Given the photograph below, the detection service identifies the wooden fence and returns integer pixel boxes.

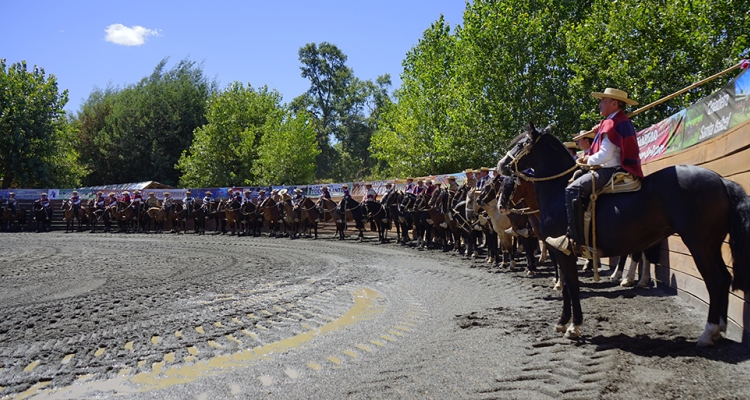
[642,116,750,343]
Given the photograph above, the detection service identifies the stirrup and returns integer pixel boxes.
[545,235,572,256]
[439,222,448,228]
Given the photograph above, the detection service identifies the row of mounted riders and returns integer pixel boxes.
[1,182,549,274]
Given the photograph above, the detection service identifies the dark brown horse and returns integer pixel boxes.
[62,202,86,232]
[498,123,750,346]
[2,203,26,231]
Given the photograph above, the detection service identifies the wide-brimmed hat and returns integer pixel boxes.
[294,188,302,193]
[480,167,489,172]
[244,189,251,194]
[148,191,154,195]
[406,177,413,181]
[259,189,266,193]
[342,184,349,189]
[9,192,15,196]
[464,169,473,174]
[279,189,288,196]
[434,182,442,186]
[385,182,392,187]
[96,191,103,195]
[164,192,170,196]
[365,182,372,187]
[186,190,192,194]
[447,176,457,181]
[134,190,140,194]
[564,141,578,149]
[108,192,116,196]
[473,169,481,174]
[205,192,212,196]
[572,129,596,141]
[41,192,48,196]
[591,88,638,105]
[122,191,130,195]
[321,186,328,190]
[426,180,433,185]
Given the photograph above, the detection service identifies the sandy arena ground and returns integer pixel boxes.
[1,230,750,399]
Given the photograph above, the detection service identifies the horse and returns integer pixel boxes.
[32,201,51,232]
[364,200,389,243]
[380,190,402,242]
[220,198,242,236]
[338,197,366,241]
[240,201,262,237]
[109,201,137,233]
[476,181,516,268]
[259,196,285,238]
[398,193,425,246]
[146,207,167,234]
[497,123,750,346]
[85,199,109,233]
[279,194,299,238]
[61,202,86,232]
[2,203,26,232]
[297,197,320,239]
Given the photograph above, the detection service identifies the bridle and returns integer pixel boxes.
[499,176,539,215]
[505,133,579,182]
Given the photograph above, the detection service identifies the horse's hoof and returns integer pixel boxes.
[564,324,581,340]
[620,279,635,287]
[554,324,567,333]
[553,280,562,291]
[636,280,650,288]
[526,270,536,276]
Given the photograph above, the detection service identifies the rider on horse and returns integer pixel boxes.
[39,192,51,217]
[145,192,159,209]
[339,184,351,214]
[404,177,415,194]
[69,190,82,220]
[292,188,305,222]
[316,186,331,221]
[95,191,106,210]
[132,190,143,216]
[476,167,491,189]
[6,192,18,214]
[362,183,377,202]
[546,88,643,256]
[121,191,132,204]
[163,192,173,214]
[183,190,195,214]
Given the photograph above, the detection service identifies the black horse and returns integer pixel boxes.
[497,123,750,346]
[32,201,51,232]
[338,197,366,241]
[364,200,389,243]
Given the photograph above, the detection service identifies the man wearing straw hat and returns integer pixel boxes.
[546,88,644,255]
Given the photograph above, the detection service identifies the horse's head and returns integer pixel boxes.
[499,175,519,210]
[477,181,498,206]
[497,122,558,177]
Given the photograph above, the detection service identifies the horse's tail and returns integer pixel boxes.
[724,178,750,292]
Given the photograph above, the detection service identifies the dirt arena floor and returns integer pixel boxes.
[1,230,750,399]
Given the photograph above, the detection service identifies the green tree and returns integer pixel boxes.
[176,83,283,187]
[565,0,750,129]
[252,111,320,185]
[0,59,82,188]
[294,42,389,181]
[73,58,216,186]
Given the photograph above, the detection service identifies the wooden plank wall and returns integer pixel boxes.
[641,118,750,342]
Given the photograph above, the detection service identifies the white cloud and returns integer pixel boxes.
[105,24,159,46]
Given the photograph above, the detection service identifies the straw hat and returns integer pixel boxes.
[385,182,392,187]
[434,182,442,187]
[108,192,116,197]
[294,188,302,193]
[259,189,266,194]
[279,189,288,196]
[564,142,578,149]
[164,192,170,196]
[406,177,413,181]
[134,190,140,194]
[464,169,473,174]
[205,192,212,196]
[148,191,154,195]
[447,176,457,181]
[321,186,328,191]
[365,182,372,187]
[342,184,349,189]
[122,191,130,195]
[572,129,596,141]
[41,192,48,197]
[96,191,103,195]
[480,167,490,172]
[9,192,15,196]
[186,190,192,194]
[591,88,638,105]
[244,189,251,194]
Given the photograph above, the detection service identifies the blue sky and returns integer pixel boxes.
[1,1,467,114]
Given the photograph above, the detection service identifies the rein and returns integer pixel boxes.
[505,135,580,182]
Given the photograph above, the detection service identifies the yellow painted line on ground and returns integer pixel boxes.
[183,355,196,363]
[285,368,300,379]
[300,323,312,330]
[137,360,147,368]
[343,350,358,359]
[388,330,404,337]
[164,353,175,363]
[258,375,273,386]
[225,335,242,347]
[356,344,372,353]
[274,306,286,312]
[118,368,131,376]
[255,324,268,330]
[195,326,205,334]
[395,326,413,332]
[380,335,396,342]
[124,341,134,351]
[61,354,75,365]
[187,346,199,355]
[400,322,416,327]
[247,313,258,319]
[208,340,225,349]
[24,360,41,372]
[94,348,106,357]
[261,310,272,315]
[240,329,257,339]
[14,381,50,398]
[369,340,385,347]
[307,362,322,371]
[214,322,224,328]
[231,317,242,324]
[151,336,160,345]
[152,361,165,374]
[175,331,183,338]
[327,356,341,365]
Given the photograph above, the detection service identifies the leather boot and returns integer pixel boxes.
[545,187,581,255]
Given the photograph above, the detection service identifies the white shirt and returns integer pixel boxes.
[587,111,621,168]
